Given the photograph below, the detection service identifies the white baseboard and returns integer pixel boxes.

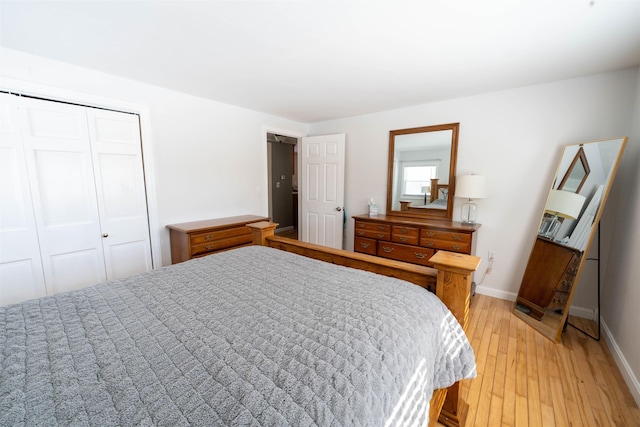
[474,286,640,407]
[475,285,517,301]
[568,305,595,320]
[601,318,640,407]
[475,285,595,319]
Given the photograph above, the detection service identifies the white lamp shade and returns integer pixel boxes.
[421,185,430,193]
[545,189,586,220]
[456,175,488,199]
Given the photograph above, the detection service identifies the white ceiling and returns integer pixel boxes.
[2,1,639,123]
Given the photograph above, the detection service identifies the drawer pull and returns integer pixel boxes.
[204,235,214,240]
[377,225,386,230]
[425,231,436,237]
[452,235,462,241]
[451,244,462,250]
[399,236,408,242]
[399,228,409,234]
[358,223,365,228]
[414,252,426,259]
[423,241,435,247]
[204,245,214,250]
[359,242,370,249]
[377,233,386,238]
[358,231,365,236]
[381,246,394,253]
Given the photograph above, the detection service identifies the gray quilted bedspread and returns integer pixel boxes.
[1,245,476,426]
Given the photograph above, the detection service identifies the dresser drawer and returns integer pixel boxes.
[191,234,253,256]
[548,290,570,310]
[420,238,471,253]
[190,227,251,245]
[354,221,391,240]
[377,241,435,266]
[354,237,377,255]
[420,229,471,244]
[420,229,471,253]
[391,225,419,245]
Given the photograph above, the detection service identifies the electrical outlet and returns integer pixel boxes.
[488,250,496,262]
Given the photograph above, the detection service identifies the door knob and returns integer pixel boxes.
[102,233,109,238]
[336,207,343,212]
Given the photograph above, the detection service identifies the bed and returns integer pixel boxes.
[1,221,480,427]
[399,179,449,211]
[427,178,449,209]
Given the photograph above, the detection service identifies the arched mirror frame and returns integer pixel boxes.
[513,136,628,342]
[386,123,459,220]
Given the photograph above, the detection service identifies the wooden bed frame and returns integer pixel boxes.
[430,177,449,203]
[248,222,481,427]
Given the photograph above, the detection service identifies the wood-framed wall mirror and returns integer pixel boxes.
[513,136,628,342]
[386,123,459,220]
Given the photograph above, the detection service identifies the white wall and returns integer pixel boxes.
[600,70,640,405]
[308,67,639,306]
[0,48,307,266]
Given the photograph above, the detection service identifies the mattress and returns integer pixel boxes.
[1,245,475,426]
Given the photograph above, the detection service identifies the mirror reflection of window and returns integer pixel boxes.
[402,163,438,197]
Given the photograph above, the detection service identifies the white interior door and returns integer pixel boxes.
[300,134,345,249]
[21,97,107,294]
[0,93,47,305]
[87,108,152,280]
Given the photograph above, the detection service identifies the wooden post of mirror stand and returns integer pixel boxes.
[248,221,279,246]
[430,251,481,427]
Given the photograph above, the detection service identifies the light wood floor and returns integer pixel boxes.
[449,294,640,427]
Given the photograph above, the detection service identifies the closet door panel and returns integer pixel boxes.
[87,108,152,280]
[0,94,47,304]
[33,150,95,225]
[21,98,107,292]
[49,249,104,293]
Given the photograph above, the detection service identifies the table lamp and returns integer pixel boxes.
[456,174,488,224]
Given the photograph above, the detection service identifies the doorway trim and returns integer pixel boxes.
[1,77,162,269]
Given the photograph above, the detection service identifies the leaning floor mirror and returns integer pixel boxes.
[513,136,627,342]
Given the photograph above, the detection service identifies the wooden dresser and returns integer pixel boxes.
[352,214,480,268]
[167,215,269,264]
[515,237,582,320]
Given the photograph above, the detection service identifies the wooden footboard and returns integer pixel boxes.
[248,221,480,426]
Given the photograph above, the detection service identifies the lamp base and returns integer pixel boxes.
[539,214,561,240]
[461,200,477,224]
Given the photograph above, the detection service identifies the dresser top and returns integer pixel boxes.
[166,215,269,233]
[353,214,481,232]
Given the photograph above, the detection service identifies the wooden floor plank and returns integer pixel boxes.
[487,299,509,425]
[514,319,529,427]
[544,338,570,427]
[501,303,518,427]
[445,294,640,427]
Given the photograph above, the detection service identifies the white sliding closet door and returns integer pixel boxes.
[21,97,107,294]
[87,108,152,280]
[0,93,47,304]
